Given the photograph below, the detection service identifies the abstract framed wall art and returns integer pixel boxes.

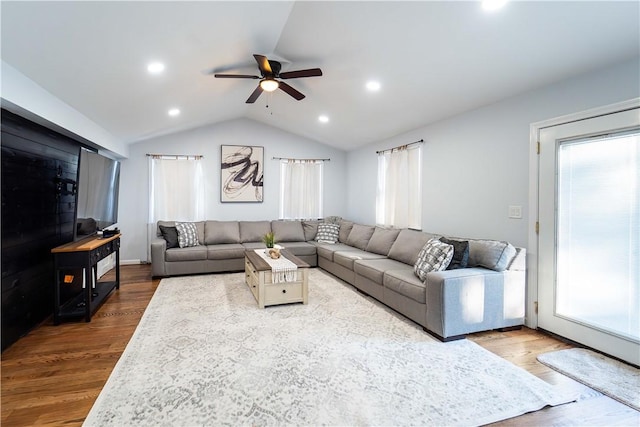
[220,145,264,202]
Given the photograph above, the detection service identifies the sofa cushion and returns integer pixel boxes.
[206,244,246,260]
[384,269,427,304]
[242,242,265,250]
[338,220,354,243]
[175,222,200,248]
[346,224,376,250]
[414,238,454,281]
[204,221,240,244]
[365,227,401,255]
[440,237,469,270]
[159,225,179,249]
[239,221,271,243]
[271,221,305,242]
[334,250,386,270]
[316,223,340,243]
[388,229,439,266]
[165,245,207,262]
[275,241,317,257]
[302,220,320,241]
[354,258,409,285]
[468,239,517,272]
[312,242,355,261]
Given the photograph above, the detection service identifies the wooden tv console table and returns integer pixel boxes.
[51,234,121,324]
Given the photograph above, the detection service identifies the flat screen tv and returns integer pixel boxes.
[75,148,120,239]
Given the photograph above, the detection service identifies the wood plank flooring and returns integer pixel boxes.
[2,265,638,426]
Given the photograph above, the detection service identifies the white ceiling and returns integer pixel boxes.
[2,1,639,151]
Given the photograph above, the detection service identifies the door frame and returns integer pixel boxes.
[527,97,640,329]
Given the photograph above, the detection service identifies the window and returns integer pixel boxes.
[147,155,204,261]
[148,155,205,223]
[556,132,639,341]
[376,145,422,229]
[279,160,323,219]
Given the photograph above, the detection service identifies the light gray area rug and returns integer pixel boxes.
[538,348,640,411]
[84,269,573,426]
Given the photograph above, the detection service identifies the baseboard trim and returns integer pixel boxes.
[121,259,143,265]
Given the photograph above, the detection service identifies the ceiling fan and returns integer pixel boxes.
[214,54,322,103]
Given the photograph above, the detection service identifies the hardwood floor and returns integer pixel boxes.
[2,265,638,426]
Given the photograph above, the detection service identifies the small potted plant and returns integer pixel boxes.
[262,231,275,249]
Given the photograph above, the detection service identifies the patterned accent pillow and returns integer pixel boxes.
[175,222,200,248]
[315,223,340,244]
[414,238,454,281]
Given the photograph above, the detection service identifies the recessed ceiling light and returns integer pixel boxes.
[366,81,381,91]
[147,62,165,74]
[482,0,508,11]
[168,108,180,117]
[318,115,329,123]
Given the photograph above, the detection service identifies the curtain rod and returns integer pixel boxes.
[146,154,204,159]
[272,157,331,162]
[376,139,424,154]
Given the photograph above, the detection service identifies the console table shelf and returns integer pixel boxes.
[52,234,121,324]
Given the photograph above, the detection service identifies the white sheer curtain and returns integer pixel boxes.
[147,155,204,260]
[279,160,323,219]
[376,145,422,229]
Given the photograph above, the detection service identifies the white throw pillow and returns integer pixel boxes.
[315,222,340,244]
[414,238,454,281]
[175,222,200,248]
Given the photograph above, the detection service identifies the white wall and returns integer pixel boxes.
[118,118,347,262]
[346,58,640,249]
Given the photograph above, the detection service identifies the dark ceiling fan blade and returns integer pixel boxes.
[253,54,272,75]
[246,85,264,103]
[279,68,323,79]
[278,81,305,100]
[214,74,260,79]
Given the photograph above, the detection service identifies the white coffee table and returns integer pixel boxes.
[244,250,309,308]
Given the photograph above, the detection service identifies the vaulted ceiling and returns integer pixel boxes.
[2,1,638,151]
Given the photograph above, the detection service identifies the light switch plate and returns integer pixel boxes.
[508,205,522,219]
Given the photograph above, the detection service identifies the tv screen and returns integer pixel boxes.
[75,149,120,238]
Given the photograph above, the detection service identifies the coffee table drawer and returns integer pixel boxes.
[264,282,303,305]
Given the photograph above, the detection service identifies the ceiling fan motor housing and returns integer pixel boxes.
[266,60,282,77]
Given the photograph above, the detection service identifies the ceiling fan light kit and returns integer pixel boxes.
[259,79,279,92]
[214,54,322,103]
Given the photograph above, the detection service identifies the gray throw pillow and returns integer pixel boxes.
[414,238,454,281]
[440,237,469,270]
[159,225,179,249]
[316,223,340,244]
[175,222,199,248]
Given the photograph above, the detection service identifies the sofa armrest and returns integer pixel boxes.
[150,238,167,277]
[425,267,525,339]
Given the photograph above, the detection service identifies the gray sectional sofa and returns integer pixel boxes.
[151,219,525,341]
